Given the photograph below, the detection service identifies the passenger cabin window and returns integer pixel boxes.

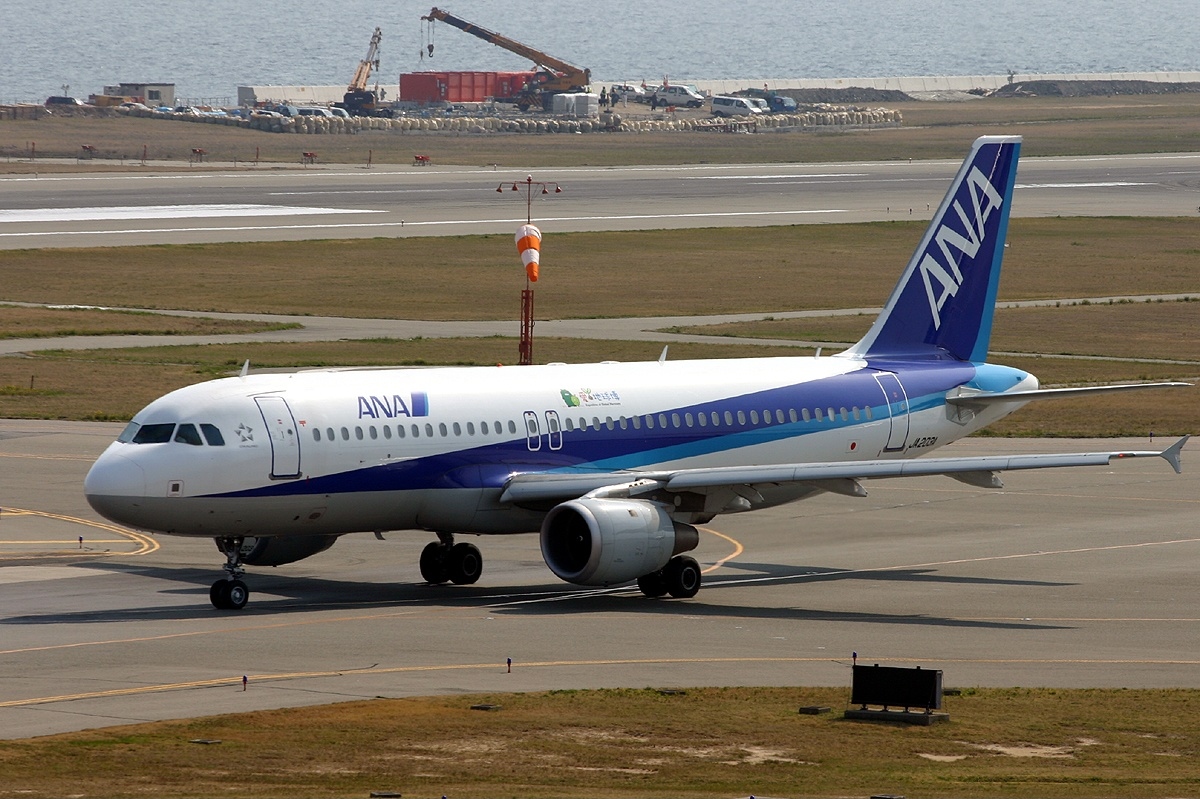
[174,424,203,446]
[132,423,175,444]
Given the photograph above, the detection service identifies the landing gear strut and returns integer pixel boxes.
[638,555,701,599]
[211,536,250,610]
[420,533,483,585]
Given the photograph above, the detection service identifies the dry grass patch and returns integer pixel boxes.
[0,304,297,338]
[0,219,1197,320]
[669,299,1200,362]
[2,687,1199,798]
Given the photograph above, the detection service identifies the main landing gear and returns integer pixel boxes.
[636,555,702,599]
[211,536,250,610]
[419,532,483,585]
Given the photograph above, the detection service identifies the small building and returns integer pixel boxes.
[103,83,175,107]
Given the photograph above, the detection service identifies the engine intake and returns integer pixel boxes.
[540,498,699,587]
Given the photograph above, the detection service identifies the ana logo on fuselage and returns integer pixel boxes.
[919,165,1004,329]
[357,392,430,419]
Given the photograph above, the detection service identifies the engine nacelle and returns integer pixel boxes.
[222,534,339,567]
[540,498,699,587]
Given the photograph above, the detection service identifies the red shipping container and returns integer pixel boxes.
[400,71,535,103]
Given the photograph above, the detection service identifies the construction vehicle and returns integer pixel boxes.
[421,7,590,111]
[338,27,391,117]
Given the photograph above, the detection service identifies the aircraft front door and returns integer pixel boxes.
[873,372,911,452]
[255,396,301,479]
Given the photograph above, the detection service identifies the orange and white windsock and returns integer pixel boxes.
[515,224,542,282]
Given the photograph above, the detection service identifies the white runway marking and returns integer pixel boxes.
[0,204,383,224]
[1015,181,1153,189]
[0,208,848,239]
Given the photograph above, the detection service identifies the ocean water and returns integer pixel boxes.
[3,0,1199,104]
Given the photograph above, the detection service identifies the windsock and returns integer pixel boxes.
[515,224,542,282]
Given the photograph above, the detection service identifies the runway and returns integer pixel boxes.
[2,420,1197,739]
[1,151,1198,248]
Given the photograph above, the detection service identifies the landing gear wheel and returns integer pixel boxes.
[447,542,483,585]
[419,541,450,584]
[225,579,249,610]
[664,556,702,599]
[637,570,669,598]
[210,579,250,610]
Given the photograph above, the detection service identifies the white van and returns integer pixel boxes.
[652,84,705,108]
[296,106,334,118]
[711,95,762,117]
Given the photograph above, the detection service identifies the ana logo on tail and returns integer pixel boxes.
[920,165,1005,330]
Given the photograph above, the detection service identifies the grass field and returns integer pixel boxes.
[2,686,1199,798]
[0,217,1197,429]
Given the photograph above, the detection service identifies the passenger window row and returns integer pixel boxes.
[313,419,521,443]
[308,403,877,444]
[563,404,874,432]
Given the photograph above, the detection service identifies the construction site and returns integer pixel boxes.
[15,6,901,136]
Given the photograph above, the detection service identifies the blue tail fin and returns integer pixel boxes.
[844,135,1021,361]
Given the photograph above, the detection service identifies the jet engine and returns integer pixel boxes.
[222,534,340,567]
[540,498,699,586]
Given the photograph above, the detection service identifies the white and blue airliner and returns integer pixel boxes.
[84,136,1188,610]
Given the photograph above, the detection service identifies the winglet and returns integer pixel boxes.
[239,359,250,379]
[1159,435,1188,474]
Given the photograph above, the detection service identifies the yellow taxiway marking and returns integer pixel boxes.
[7,653,1200,709]
[700,526,744,573]
[0,507,158,557]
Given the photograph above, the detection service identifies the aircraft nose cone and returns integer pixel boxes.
[84,451,147,523]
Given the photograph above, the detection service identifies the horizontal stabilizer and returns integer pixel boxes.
[948,382,1191,406]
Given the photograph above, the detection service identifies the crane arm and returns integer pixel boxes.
[422,7,588,84]
[348,27,383,92]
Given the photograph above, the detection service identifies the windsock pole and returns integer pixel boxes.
[497,175,561,365]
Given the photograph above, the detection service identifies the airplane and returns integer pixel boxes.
[84,135,1189,610]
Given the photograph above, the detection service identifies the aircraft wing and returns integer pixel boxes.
[499,437,1187,504]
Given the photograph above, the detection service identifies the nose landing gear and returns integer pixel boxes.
[211,536,250,610]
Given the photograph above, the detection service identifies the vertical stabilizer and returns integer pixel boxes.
[844,135,1021,361]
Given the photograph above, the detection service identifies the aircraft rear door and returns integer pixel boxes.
[255,396,302,479]
[873,372,911,452]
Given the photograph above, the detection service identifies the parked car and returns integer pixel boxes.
[711,95,762,117]
[651,84,705,108]
[44,96,83,107]
[736,89,798,113]
[296,106,334,118]
[609,84,647,103]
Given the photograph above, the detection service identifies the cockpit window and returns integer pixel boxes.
[174,424,203,446]
[132,423,175,444]
[200,424,225,446]
[117,422,140,443]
